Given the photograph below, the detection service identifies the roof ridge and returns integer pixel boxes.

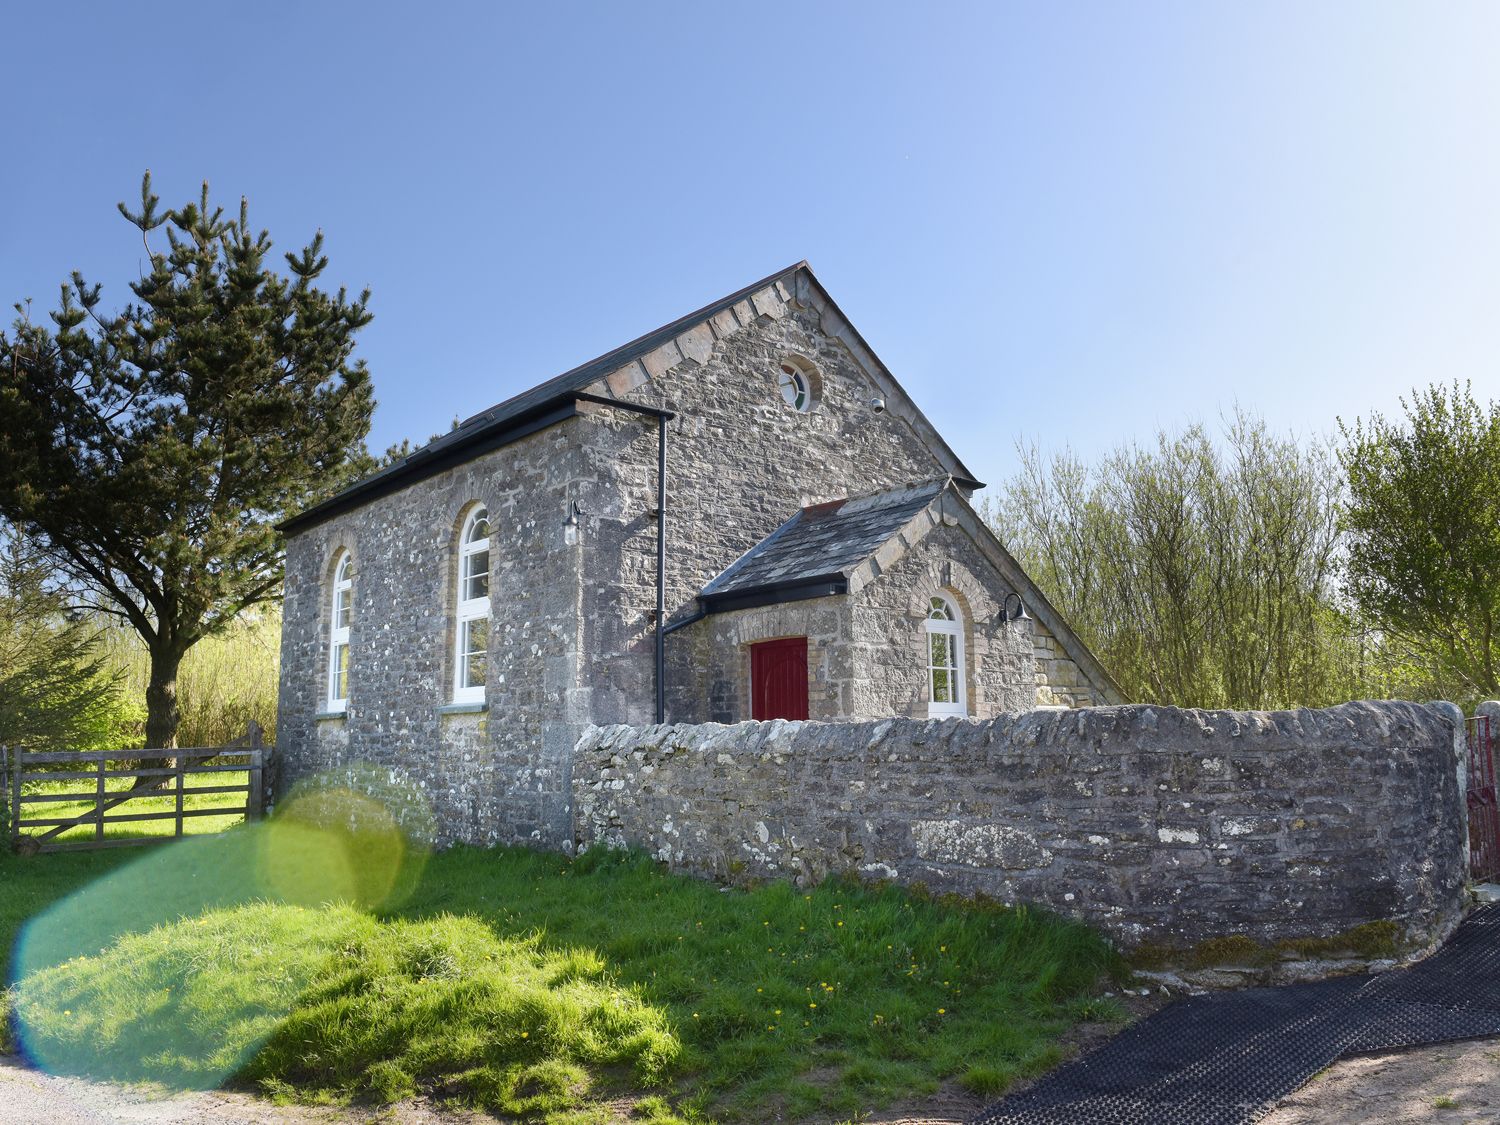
[836,476,952,513]
[279,262,811,533]
[456,260,810,430]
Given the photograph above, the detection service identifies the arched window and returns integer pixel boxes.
[326,551,353,712]
[453,507,491,704]
[925,594,966,718]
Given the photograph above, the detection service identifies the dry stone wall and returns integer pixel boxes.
[573,701,1467,949]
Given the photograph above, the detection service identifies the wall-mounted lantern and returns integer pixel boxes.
[1003,592,1031,625]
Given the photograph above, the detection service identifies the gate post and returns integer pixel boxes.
[1,745,10,850]
[1434,702,1469,883]
[246,721,265,822]
[7,745,20,853]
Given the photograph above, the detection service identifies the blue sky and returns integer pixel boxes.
[6,2,1498,491]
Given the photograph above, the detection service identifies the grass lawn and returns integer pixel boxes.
[11,770,252,845]
[1,826,1128,1124]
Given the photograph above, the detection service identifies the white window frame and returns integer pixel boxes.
[778,363,809,411]
[453,507,491,705]
[326,551,353,713]
[925,594,967,718]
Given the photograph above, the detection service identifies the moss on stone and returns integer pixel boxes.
[1127,918,1408,972]
[1271,919,1402,961]
[1185,934,1272,969]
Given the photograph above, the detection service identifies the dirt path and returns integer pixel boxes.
[0,1054,467,1125]
[1261,1038,1500,1124]
[0,1053,984,1125]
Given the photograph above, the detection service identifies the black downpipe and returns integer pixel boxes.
[655,413,667,724]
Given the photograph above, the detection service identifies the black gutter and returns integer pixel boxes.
[573,394,677,724]
[661,608,708,636]
[699,574,848,616]
[279,399,580,534]
[572,392,673,421]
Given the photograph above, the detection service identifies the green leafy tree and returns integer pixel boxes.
[0,174,375,752]
[1340,382,1500,700]
[0,523,125,754]
[985,411,1362,709]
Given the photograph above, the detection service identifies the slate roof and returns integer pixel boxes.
[280,261,983,535]
[411,261,808,458]
[280,262,810,533]
[700,479,949,608]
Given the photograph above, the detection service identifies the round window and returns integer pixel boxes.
[778,364,808,411]
[777,357,819,412]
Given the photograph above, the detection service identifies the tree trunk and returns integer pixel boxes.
[144,656,182,750]
[38,644,191,844]
[140,644,186,776]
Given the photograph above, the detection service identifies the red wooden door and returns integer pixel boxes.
[751,637,808,721]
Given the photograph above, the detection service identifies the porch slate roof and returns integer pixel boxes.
[699,478,949,608]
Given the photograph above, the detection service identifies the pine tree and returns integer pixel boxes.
[0,173,375,752]
[0,523,123,753]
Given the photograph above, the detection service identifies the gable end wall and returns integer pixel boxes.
[851,522,1038,718]
[573,297,958,726]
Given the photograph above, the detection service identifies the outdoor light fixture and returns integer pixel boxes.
[563,500,583,546]
[1003,592,1030,624]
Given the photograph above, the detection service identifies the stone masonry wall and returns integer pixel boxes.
[673,597,853,724]
[1033,629,1100,708]
[852,523,1036,718]
[563,276,1115,722]
[573,702,1467,949]
[569,284,969,729]
[277,421,592,848]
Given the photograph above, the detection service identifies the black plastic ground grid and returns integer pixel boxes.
[972,902,1500,1125]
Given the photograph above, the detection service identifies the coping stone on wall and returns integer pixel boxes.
[573,702,1468,952]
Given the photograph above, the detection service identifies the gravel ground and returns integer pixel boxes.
[7,1039,1499,1124]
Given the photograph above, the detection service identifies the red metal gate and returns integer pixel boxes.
[1467,714,1500,882]
[751,637,808,721]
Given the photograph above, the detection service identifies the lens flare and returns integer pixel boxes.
[7,765,433,1086]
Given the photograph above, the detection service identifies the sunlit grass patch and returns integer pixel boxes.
[2,834,1128,1123]
[10,902,677,1117]
[395,847,1129,1120]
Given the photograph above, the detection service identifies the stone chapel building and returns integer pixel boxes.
[276,263,1122,846]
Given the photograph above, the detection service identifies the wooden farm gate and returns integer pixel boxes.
[1,722,271,855]
[1467,713,1500,883]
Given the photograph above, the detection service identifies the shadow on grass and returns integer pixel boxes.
[3,785,1126,1124]
[11,902,678,1116]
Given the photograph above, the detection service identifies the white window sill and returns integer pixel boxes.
[439,701,488,716]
